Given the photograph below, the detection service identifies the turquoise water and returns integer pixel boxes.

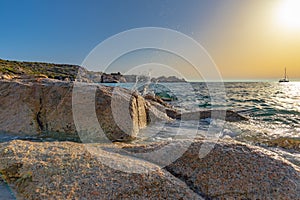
[116,81,300,165]
[0,81,299,164]
[111,81,300,140]
[1,81,299,142]
[192,82,300,139]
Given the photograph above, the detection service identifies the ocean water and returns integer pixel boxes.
[179,82,300,139]
[113,81,300,165]
[1,81,299,164]
[114,82,300,140]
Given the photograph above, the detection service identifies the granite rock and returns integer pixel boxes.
[0,140,202,200]
[0,80,147,142]
[165,140,300,199]
[122,139,300,199]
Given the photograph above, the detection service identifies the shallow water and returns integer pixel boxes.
[113,82,300,140]
[0,179,16,200]
[111,81,300,165]
[1,82,299,164]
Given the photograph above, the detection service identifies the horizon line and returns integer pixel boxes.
[1,57,299,81]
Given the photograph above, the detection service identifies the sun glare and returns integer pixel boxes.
[277,0,300,29]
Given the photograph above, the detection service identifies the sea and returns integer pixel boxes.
[0,81,299,165]
[114,81,300,166]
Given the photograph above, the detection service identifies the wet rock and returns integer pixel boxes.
[144,94,174,123]
[144,94,247,122]
[177,110,248,122]
[144,93,172,108]
[0,179,16,200]
[264,137,300,151]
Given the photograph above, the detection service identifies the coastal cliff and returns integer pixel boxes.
[0,59,187,83]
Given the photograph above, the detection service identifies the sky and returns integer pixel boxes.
[0,0,300,81]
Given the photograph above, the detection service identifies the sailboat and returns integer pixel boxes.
[279,67,289,83]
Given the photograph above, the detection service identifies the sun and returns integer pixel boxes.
[276,0,300,29]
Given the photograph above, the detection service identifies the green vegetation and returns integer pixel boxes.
[0,59,81,80]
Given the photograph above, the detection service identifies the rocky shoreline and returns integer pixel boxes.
[0,79,246,141]
[0,139,299,199]
[0,78,299,199]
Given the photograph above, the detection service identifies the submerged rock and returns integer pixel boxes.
[176,110,248,122]
[264,137,300,151]
[144,94,248,122]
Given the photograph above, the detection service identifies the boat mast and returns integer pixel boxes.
[284,67,287,79]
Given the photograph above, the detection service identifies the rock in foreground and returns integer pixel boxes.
[0,80,147,142]
[1,139,299,199]
[0,140,201,200]
[0,79,248,142]
[167,140,300,199]
[123,139,300,199]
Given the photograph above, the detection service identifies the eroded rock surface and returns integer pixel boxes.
[167,140,300,199]
[0,140,202,200]
[1,137,299,199]
[122,139,300,199]
[0,80,147,141]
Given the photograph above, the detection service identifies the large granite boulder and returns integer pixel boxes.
[0,79,247,142]
[123,139,300,199]
[0,79,147,142]
[1,138,299,199]
[0,140,202,199]
[93,86,147,141]
[166,140,300,199]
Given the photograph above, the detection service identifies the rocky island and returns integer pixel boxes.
[0,59,299,199]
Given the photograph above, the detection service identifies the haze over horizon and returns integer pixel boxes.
[1,0,300,81]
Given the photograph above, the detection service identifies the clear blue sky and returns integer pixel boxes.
[1,0,299,80]
[0,0,219,64]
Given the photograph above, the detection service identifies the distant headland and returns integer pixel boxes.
[0,59,186,83]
